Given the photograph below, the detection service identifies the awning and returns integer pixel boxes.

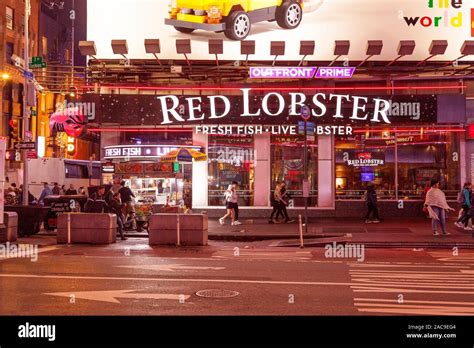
[161,147,207,163]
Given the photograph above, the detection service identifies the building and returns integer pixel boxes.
[35,0,98,161]
[80,0,474,217]
[0,0,40,184]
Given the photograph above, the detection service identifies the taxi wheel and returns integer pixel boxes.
[276,1,303,29]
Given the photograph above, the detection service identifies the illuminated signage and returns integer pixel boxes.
[250,67,317,79]
[155,89,392,126]
[249,67,356,79]
[344,151,385,167]
[314,67,356,78]
[101,162,115,174]
[103,145,201,160]
[84,93,441,126]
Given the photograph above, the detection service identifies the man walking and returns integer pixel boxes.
[365,184,381,223]
[119,180,136,218]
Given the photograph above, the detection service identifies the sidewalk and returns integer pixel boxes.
[208,217,474,248]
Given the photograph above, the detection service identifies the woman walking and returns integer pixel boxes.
[268,182,281,224]
[219,184,237,226]
[455,182,472,230]
[424,179,455,236]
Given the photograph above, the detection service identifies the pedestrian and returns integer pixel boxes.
[268,182,281,224]
[38,182,53,204]
[276,182,294,223]
[10,183,20,196]
[78,187,86,195]
[52,183,61,195]
[65,184,78,196]
[455,182,472,230]
[109,191,127,240]
[183,186,192,213]
[119,180,136,218]
[219,184,236,225]
[84,186,110,213]
[424,179,455,236]
[364,184,381,223]
[60,185,67,195]
[231,181,242,225]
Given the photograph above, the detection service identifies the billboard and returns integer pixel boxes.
[87,0,473,61]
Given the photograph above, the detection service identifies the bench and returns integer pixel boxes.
[149,213,208,246]
[0,212,18,243]
[57,213,117,244]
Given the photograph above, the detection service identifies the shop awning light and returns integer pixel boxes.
[144,39,162,67]
[111,40,129,60]
[387,40,416,66]
[270,41,285,66]
[176,39,192,67]
[78,41,97,57]
[416,40,448,66]
[330,40,350,66]
[358,40,383,67]
[299,41,315,66]
[241,40,255,64]
[209,39,223,67]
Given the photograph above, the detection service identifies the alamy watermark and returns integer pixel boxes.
[0,242,38,262]
[55,100,96,120]
[324,242,365,262]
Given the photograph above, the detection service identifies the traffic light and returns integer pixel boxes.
[9,119,20,143]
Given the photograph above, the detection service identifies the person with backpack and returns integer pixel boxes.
[219,184,236,225]
[455,182,472,230]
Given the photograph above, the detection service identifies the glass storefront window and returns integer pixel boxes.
[271,135,318,207]
[336,133,396,200]
[208,135,254,206]
[336,130,461,201]
[397,131,460,200]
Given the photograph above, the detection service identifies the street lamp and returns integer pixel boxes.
[1,72,10,81]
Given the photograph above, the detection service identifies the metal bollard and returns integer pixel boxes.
[298,214,304,249]
[67,213,71,245]
[176,214,181,247]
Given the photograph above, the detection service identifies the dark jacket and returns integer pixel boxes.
[52,186,61,195]
[109,198,124,220]
[119,186,135,203]
[366,187,378,205]
[84,193,110,213]
[65,189,78,196]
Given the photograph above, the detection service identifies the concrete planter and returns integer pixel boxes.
[149,213,208,246]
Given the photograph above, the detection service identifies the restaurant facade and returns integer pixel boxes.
[82,84,470,217]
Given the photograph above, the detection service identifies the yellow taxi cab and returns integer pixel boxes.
[165,0,304,40]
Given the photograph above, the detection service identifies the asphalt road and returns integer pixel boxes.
[0,239,473,316]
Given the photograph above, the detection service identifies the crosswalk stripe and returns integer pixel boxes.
[354,298,474,306]
[349,260,474,315]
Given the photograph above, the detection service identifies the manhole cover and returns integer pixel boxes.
[195,289,239,298]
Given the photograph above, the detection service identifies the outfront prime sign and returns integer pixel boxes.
[85,90,439,127]
[249,67,356,79]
